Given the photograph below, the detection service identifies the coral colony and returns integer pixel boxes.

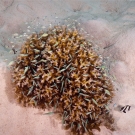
[10,24,115,135]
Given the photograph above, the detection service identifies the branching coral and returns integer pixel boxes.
[11,25,115,135]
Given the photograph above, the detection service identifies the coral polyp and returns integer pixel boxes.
[11,25,114,135]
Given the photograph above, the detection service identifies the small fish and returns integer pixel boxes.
[54,67,59,70]
[48,51,52,54]
[105,89,111,96]
[32,80,37,86]
[105,105,110,111]
[13,33,18,37]
[69,54,72,59]
[43,112,54,115]
[51,83,58,90]
[34,49,40,53]
[33,76,40,79]
[83,74,89,77]
[69,67,76,73]
[49,100,53,105]
[8,61,15,67]
[82,120,85,129]
[63,111,67,118]
[40,59,47,63]
[31,60,37,63]
[66,72,69,77]
[41,33,48,38]
[80,89,86,93]
[56,76,62,79]
[77,123,80,131]
[60,68,66,73]
[20,54,28,57]
[65,63,72,70]
[32,68,36,74]
[61,81,64,92]
[71,122,74,129]
[30,44,35,48]
[86,112,92,115]
[67,78,71,83]
[85,98,90,102]
[77,88,81,93]
[27,86,34,96]
[61,76,64,81]
[30,96,37,101]
[21,75,25,80]
[24,66,29,74]
[79,93,89,97]
[45,103,49,108]
[35,55,40,59]
[53,42,58,46]
[92,98,98,105]
[12,48,17,54]
[90,113,93,120]
[120,105,131,113]
[93,112,96,119]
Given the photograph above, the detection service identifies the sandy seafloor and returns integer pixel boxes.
[0,0,135,135]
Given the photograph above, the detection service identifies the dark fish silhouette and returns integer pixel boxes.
[120,105,131,113]
[113,104,133,113]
